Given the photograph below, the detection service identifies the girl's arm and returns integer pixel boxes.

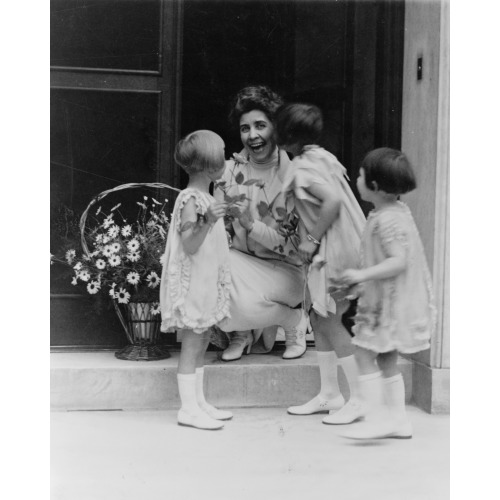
[180,197,226,255]
[341,239,406,285]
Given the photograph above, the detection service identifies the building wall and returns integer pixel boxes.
[401,0,449,412]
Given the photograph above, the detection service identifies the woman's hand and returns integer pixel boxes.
[298,239,318,262]
[236,202,254,231]
[206,202,227,225]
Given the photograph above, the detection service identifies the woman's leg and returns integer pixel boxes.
[195,331,233,420]
[177,330,223,430]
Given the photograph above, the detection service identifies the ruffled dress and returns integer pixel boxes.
[282,146,366,316]
[352,202,436,354]
[159,188,231,334]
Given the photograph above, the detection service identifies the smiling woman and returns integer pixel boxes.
[214,85,308,361]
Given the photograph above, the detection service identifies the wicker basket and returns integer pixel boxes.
[80,182,181,361]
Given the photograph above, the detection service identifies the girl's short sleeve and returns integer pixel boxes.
[174,190,207,232]
[376,212,409,254]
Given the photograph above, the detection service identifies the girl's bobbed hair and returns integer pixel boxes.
[174,130,225,175]
[275,103,323,148]
[361,147,417,195]
[228,85,284,130]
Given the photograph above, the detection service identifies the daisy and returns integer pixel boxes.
[103,216,114,229]
[102,245,114,257]
[65,249,76,264]
[102,236,110,244]
[71,277,78,286]
[108,255,121,267]
[109,284,117,298]
[95,234,103,243]
[127,272,140,285]
[121,225,132,237]
[126,251,140,262]
[95,259,106,270]
[151,303,161,315]
[74,262,83,271]
[87,281,100,295]
[78,270,90,282]
[127,239,140,251]
[116,288,131,304]
[111,242,121,253]
[146,271,160,288]
[108,225,120,238]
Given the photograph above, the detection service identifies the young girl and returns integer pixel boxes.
[276,103,366,425]
[160,130,232,430]
[339,147,436,439]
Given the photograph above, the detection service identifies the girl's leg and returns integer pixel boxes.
[177,329,223,430]
[195,331,233,421]
[287,308,346,415]
[378,351,412,437]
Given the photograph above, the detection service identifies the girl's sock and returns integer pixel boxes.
[338,355,360,400]
[195,367,233,420]
[317,350,343,399]
[383,373,407,421]
[177,373,202,414]
[358,371,384,420]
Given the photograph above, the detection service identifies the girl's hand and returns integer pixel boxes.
[206,202,227,224]
[340,269,366,286]
[299,239,318,262]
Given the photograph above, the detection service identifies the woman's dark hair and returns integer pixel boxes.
[228,85,284,130]
[361,147,417,195]
[275,103,323,148]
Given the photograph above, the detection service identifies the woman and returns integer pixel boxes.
[215,85,308,361]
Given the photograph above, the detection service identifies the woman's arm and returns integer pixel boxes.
[180,197,226,255]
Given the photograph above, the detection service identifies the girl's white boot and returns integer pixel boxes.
[177,374,224,430]
[195,368,233,421]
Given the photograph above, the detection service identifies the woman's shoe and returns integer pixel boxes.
[322,398,365,425]
[287,394,345,415]
[282,310,308,359]
[177,408,224,430]
[221,331,253,361]
[199,402,233,421]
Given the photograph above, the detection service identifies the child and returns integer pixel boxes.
[339,147,436,439]
[276,103,366,425]
[160,130,232,430]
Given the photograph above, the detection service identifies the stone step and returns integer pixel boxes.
[50,350,413,411]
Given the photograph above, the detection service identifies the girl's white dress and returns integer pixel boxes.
[352,202,436,354]
[282,146,366,316]
[159,188,231,334]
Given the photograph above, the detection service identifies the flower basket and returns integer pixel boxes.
[76,182,181,361]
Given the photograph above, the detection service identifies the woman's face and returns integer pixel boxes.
[239,110,276,163]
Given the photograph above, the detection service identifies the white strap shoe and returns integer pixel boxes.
[287,394,345,415]
[177,408,224,430]
[322,398,365,425]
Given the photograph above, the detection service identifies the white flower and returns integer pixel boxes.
[108,255,121,267]
[95,259,106,270]
[71,277,78,286]
[116,288,131,304]
[111,242,121,253]
[127,251,140,262]
[87,281,100,295]
[78,270,90,282]
[127,272,140,285]
[65,249,76,264]
[103,216,114,229]
[74,262,83,271]
[109,283,117,298]
[95,234,103,243]
[146,271,160,288]
[121,225,132,237]
[151,303,161,315]
[103,245,114,257]
[127,239,140,251]
[108,225,120,238]
[102,236,110,244]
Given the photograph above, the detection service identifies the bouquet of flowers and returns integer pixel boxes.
[63,183,179,315]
